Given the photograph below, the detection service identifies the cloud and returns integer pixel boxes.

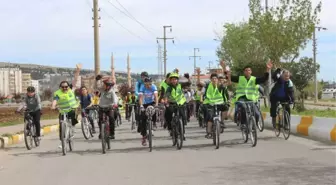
[0,0,335,80]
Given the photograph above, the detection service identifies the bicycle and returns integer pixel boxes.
[99,106,114,154]
[126,103,137,130]
[207,103,223,149]
[81,105,98,140]
[274,102,291,140]
[235,101,258,147]
[59,108,75,156]
[156,104,165,128]
[144,105,156,152]
[114,105,122,127]
[21,109,40,150]
[169,104,185,150]
[197,103,205,128]
[255,97,265,132]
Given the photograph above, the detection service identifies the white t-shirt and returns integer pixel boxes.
[184,91,192,103]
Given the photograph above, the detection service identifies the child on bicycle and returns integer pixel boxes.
[16,86,42,139]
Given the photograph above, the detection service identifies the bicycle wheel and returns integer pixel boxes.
[81,117,90,140]
[101,123,106,154]
[274,114,281,137]
[32,124,40,147]
[24,120,33,150]
[118,113,122,125]
[131,108,135,130]
[148,120,153,152]
[68,126,73,152]
[176,117,184,150]
[282,111,291,140]
[257,112,265,132]
[60,121,67,156]
[213,120,220,149]
[241,111,249,143]
[249,116,258,147]
[106,122,111,150]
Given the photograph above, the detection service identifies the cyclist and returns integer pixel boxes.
[51,81,79,147]
[134,71,149,126]
[159,73,171,129]
[79,86,96,133]
[194,83,204,121]
[202,73,227,138]
[184,87,192,122]
[95,75,118,139]
[138,77,158,146]
[223,61,272,126]
[218,75,230,129]
[270,69,294,127]
[126,91,137,121]
[16,86,42,139]
[163,72,190,138]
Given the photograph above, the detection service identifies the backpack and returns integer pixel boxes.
[80,94,92,105]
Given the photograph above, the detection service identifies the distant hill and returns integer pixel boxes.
[0,62,161,80]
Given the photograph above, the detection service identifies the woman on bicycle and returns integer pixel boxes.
[16,86,42,139]
[138,77,158,146]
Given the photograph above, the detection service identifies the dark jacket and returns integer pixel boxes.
[270,70,295,102]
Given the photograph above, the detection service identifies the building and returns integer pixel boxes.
[31,80,40,94]
[0,68,22,96]
[22,73,32,92]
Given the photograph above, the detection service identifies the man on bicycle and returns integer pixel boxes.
[79,86,96,133]
[159,73,171,129]
[202,73,227,138]
[16,86,42,140]
[218,75,230,129]
[134,71,149,127]
[223,61,272,126]
[95,75,118,139]
[125,91,137,121]
[270,69,294,127]
[138,77,158,146]
[51,81,79,148]
[163,72,190,138]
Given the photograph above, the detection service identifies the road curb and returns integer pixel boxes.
[0,124,59,149]
[228,108,336,144]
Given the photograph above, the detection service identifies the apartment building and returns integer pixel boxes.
[31,80,40,94]
[22,73,32,92]
[0,68,22,95]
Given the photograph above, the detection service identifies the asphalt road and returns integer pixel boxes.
[0,119,335,185]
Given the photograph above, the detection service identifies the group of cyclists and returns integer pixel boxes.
[16,60,295,151]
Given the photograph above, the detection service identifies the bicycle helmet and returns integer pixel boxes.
[144,77,152,83]
[140,71,149,77]
[103,78,114,86]
[169,72,179,79]
[27,86,35,92]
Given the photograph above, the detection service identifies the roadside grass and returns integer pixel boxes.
[261,106,336,118]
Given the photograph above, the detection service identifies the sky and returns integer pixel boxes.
[0,0,335,81]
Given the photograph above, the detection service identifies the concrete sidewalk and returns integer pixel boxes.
[0,119,58,136]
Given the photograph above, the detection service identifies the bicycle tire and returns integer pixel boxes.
[241,111,249,143]
[249,116,258,147]
[176,117,184,150]
[118,113,122,125]
[24,120,33,150]
[282,111,291,140]
[61,121,67,156]
[258,112,265,132]
[274,114,281,137]
[32,124,40,147]
[131,108,135,130]
[101,123,106,154]
[68,126,73,152]
[148,120,153,152]
[81,117,90,140]
[213,120,220,149]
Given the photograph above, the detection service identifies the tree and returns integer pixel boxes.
[248,0,322,64]
[284,57,319,109]
[118,83,132,99]
[217,22,268,76]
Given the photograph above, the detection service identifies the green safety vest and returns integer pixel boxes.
[160,80,169,93]
[203,83,224,104]
[235,76,257,102]
[255,85,260,100]
[54,89,78,114]
[194,90,201,101]
[128,95,137,103]
[167,84,186,105]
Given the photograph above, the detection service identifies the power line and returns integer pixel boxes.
[101,8,146,41]
[105,0,156,36]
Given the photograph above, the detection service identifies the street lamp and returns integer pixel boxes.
[313,26,327,103]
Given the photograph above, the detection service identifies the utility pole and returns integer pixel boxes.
[127,53,131,87]
[93,0,101,86]
[157,25,174,76]
[208,61,213,72]
[313,26,327,103]
[189,48,201,75]
[157,43,163,80]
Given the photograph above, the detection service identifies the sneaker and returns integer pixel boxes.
[142,136,147,146]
